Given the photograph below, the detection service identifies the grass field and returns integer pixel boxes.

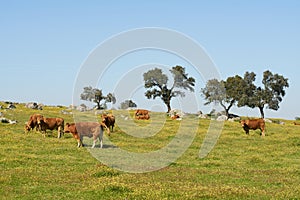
[0,103,299,199]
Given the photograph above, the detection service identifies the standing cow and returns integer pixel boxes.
[24,114,43,133]
[36,116,64,138]
[240,118,265,136]
[101,113,115,132]
[64,122,107,148]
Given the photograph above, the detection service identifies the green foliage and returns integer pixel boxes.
[1,104,299,199]
[238,70,289,118]
[144,66,195,112]
[201,76,245,117]
[202,70,289,118]
[80,86,116,109]
[120,99,137,109]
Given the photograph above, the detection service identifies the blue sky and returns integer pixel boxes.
[1,1,299,119]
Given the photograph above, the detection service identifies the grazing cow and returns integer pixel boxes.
[135,109,150,120]
[101,113,115,132]
[24,114,43,133]
[294,122,300,125]
[240,118,265,136]
[64,122,107,148]
[36,116,64,138]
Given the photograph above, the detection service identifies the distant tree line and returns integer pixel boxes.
[79,66,289,119]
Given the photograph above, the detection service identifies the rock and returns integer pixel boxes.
[61,110,72,115]
[216,115,228,121]
[264,119,272,123]
[198,114,208,119]
[77,105,87,112]
[7,104,16,109]
[26,102,43,110]
[1,117,9,123]
[0,117,17,124]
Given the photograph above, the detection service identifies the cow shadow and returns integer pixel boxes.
[82,144,119,149]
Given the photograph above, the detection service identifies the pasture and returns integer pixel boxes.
[0,103,299,199]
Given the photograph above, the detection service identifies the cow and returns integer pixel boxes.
[294,122,300,125]
[136,114,150,120]
[240,118,265,136]
[171,114,181,120]
[64,122,108,148]
[24,114,43,133]
[135,109,149,116]
[36,116,64,138]
[135,109,150,120]
[101,113,115,132]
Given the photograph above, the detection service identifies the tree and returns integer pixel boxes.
[80,86,116,110]
[143,66,195,113]
[201,76,246,118]
[238,70,289,118]
[120,99,137,109]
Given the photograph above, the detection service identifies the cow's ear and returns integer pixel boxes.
[66,123,69,126]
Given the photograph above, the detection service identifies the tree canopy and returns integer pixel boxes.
[143,65,195,113]
[80,86,116,110]
[202,70,289,119]
[120,99,137,109]
[238,70,289,118]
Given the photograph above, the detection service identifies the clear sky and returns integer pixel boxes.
[1,1,299,119]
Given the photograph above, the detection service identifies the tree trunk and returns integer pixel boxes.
[96,101,101,110]
[166,102,171,113]
[259,106,265,119]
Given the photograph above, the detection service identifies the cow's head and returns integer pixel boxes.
[240,120,246,127]
[64,123,72,133]
[24,124,31,133]
[101,114,108,123]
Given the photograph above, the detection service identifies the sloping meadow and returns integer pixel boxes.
[0,103,299,199]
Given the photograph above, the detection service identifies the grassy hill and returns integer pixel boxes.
[0,103,299,199]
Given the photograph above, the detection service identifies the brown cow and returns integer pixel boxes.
[37,116,64,138]
[171,114,181,120]
[135,109,149,116]
[24,114,43,133]
[240,118,265,136]
[136,114,150,120]
[135,109,150,120]
[64,122,107,148]
[294,122,300,125]
[101,113,115,132]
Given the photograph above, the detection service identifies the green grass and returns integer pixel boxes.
[0,103,299,199]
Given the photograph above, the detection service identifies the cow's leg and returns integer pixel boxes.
[261,128,265,137]
[92,139,96,148]
[57,127,61,138]
[99,128,103,148]
[77,139,82,147]
[79,135,84,147]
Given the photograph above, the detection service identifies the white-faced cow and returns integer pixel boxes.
[36,116,64,138]
[240,118,265,136]
[64,122,109,148]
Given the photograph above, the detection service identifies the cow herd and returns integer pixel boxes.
[24,109,268,148]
